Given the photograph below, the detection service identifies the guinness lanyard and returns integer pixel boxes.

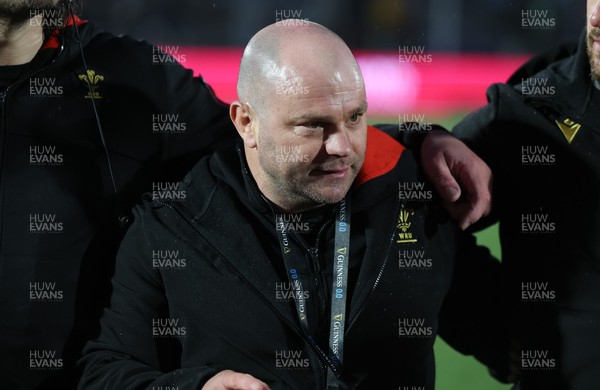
[275,197,350,389]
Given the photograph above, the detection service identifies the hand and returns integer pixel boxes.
[201,370,271,390]
[420,129,492,230]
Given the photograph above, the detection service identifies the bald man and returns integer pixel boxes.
[78,21,504,390]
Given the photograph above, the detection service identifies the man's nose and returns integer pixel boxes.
[591,1,600,28]
[324,125,352,157]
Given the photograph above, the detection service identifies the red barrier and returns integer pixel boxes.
[178,46,530,117]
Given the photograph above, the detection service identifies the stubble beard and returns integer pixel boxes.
[260,154,352,211]
[257,140,358,211]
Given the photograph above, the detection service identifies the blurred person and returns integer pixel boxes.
[0,0,238,388]
[78,20,505,390]
[424,0,600,388]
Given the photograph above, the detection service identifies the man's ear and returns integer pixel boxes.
[230,101,257,148]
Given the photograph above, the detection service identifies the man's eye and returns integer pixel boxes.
[305,122,322,129]
[349,114,361,123]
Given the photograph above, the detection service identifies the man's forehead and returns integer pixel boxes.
[276,62,361,81]
[287,82,365,104]
[287,96,368,121]
[282,67,363,92]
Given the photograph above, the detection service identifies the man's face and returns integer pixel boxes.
[253,69,368,212]
[588,0,600,81]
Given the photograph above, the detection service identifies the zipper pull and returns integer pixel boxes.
[310,247,320,269]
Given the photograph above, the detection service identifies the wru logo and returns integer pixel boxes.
[79,69,104,99]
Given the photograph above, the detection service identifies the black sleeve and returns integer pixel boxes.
[451,85,509,231]
[373,122,451,162]
[452,87,502,162]
[437,231,511,383]
[441,84,517,381]
[155,56,238,181]
[77,207,222,389]
[91,35,240,228]
[85,32,239,184]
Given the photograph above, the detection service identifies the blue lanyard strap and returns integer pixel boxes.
[276,214,310,332]
[326,196,350,389]
[274,197,351,389]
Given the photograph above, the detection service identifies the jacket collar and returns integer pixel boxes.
[198,127,406,350]
[23,17,102,72]
[514,29,597,121]
[210,126,406,218]
[41,15,87,50]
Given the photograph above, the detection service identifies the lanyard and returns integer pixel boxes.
[275,213,310,332]
[275,197,351,389]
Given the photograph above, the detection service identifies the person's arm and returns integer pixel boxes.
[437,231,512,384]
[381,122,493,230]
[416,81,519,232]
[77,206,217,389]
[419,129,493,230]
[77,204,270,390]
[155,51,238,180]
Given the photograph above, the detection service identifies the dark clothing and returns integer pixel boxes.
[454,30,600,389]
[0,19,237,389]
[79,125,500,390]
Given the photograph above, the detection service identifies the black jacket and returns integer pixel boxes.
[453,30,600,389]
[0,19,237,389]
[78,125,502,390]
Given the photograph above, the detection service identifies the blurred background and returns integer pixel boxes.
[79,0,585,122]
[78,1,585,389]
[82,0,583,51]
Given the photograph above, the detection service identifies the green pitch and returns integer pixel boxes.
[369,115,511,389]
[436,223,508,390]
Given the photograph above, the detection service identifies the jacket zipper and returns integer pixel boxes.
[0,91,7,269]
[235,145,346,385]
[312,222,332,320]
[158,200,338,387]
[0,42,64,274]
[293,221,332,323]
[345,201,401,334]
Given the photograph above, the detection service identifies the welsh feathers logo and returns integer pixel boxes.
[396,205,417,244]
[78,69,104,99]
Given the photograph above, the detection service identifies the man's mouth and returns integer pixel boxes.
[312,167,351,179]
